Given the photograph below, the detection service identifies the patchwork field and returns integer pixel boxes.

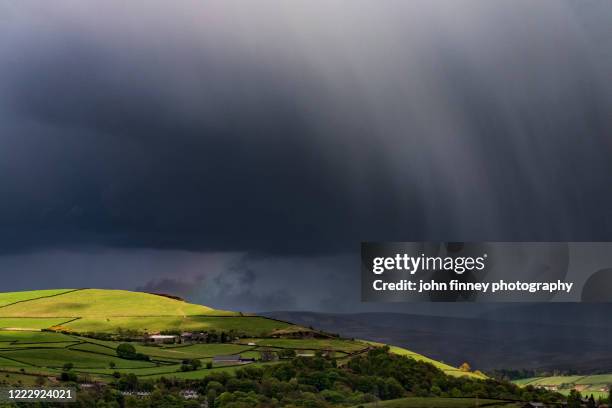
[1,348,157,369]
[134,343,253,359]
[236,337,368,352]
[0,330,272,381]
[62,315,293,336]
[0,289,483,384]
[514,375,611,400]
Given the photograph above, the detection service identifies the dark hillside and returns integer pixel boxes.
[264,310,612,372]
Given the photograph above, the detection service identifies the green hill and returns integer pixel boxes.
[0,288,235,317]
[0,288,482,383]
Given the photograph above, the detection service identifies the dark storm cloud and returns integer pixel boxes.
[136,276,206,299]
[1,0,612,258]
[136,255,335,312]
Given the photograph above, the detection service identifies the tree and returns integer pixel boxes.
[109,362,116,369]
[116,343,136,359]
[278,349,296,359]
[116,343,149,361]
[62,362,73,371]
[207,389,217,408]
[59,371,77,382]
[587,394,596,408]
[459,362,471,372]
[260,349,277,362]
[567,389,582,408]
[116,373,138,391]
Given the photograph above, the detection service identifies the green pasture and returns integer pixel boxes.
[0,289,74,308]
[140,362,279,380]
[0,288,484,386]
[238,338,368,352]
[0,331,75,343]
[0,329,267,382]
[73,365,185,377]
[0,341,79,350]
[512,377,542,386]
[574,374,612,384]
[514,376,582,386]
[135,343,253,359]
[513,375,612,401]
[0,318,74,330]
[513,374,612,388]
[0,289,235,318]
[557,389,607,399]
[63,315,292,335]
[67,342,119,357]
[66,340,255,360]
[0,348,157,369]
[0,356,28,367]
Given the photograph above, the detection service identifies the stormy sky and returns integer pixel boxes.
[0,1,611,313]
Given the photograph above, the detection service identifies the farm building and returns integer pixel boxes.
[121,391,152,398]
[213,355,242,364]
[147,334,178,344]
[179,390,199,400]
[180,332,207,343]
[213,354,255,364]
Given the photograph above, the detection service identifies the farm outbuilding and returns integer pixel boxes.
[180,332,207,343]
[147,334,178,344]
[213,355,241,364]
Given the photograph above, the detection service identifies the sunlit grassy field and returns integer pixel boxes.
[514,375,611,401]
[0,290,75,307]
[1,348,157,369]
[237,338,368,352]
[0,289,483,384]
[361,341,485,380]
[0,317,75,330]
[0,289,235,317]
[63,315,293,335]
[0,329,367,381]
[0,331,76,343]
